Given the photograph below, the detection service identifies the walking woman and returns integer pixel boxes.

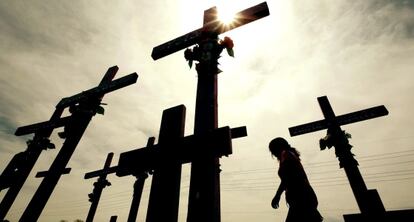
[269,137,323,222]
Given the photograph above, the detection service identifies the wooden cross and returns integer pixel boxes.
[0,107,64,220]
[19,66,138,221]
[152,2,268,221]
[84,152,114,222]
[84,138,155,222]
[35,168,71,178]
[145,105,185,222]
[289,96,389,219]
[128,137,154,222]
[151,2,269,60]
[115,105,246,222]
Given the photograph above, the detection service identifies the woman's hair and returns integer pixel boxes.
[269,137,300,159]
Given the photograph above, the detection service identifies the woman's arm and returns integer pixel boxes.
[272,181,285,209]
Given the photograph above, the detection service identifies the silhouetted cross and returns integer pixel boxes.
[289,96,388,217]
[152,3,268,221]
[19,66,138,221]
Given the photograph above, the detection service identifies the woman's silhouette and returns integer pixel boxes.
[269,137,323,222]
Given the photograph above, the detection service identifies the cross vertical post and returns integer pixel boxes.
[127,137,154,222]
[151,3,269,221]
[19,66,138,221]
[85,152,114,222]
[127,173,147,222]
[186,7,221,222]
[146,105,186,222]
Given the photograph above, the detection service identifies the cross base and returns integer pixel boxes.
[344,209,414,222]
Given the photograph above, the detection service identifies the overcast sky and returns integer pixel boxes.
[1,0,414,221]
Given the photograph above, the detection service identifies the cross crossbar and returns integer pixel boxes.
[84,139,156,179]
[116,126,246,177]
[151,2,269,60]
[289,96,388,136]
[35,168,71,178]
[15,116,71,136]
[57,72,138,109]
[84,166,118,180]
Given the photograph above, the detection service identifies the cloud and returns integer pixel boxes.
[1,0,414,221]
[0,1,98,55]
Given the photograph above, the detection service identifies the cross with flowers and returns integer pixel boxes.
[288,96,394,221]
[151,2,269,222]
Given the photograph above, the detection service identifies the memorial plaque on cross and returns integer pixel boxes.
[19,66,138,222]
[0,107,64,220]
[288,96,392,220]
[152,2,268,221]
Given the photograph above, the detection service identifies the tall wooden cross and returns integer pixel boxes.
[19,66,138,221]
[84,152,114,222]
[0,105,66,220]
[115,105,247,222]
[289,96,391,219]
[145,105,186,222]
[152,2,269,221]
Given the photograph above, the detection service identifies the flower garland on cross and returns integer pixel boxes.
[319,130,352,151]
[184,36,234,70]
[319,129,356,168]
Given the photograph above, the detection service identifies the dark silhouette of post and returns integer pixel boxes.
[19,66,138,221]
[127,173,147,222]
[128,137,154,222]
[116,105,247,222]
[152,2,269,221]
[146,105,185,222]
[288,96,414,221]
[0,106,66,220]
[85,153,114,222]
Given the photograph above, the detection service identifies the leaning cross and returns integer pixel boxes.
[289,96,388,218]
[19,66,138,221]
[152,2,269,221]
[0,106,65,220]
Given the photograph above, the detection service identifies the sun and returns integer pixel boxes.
[218,9,236,25]
[217,4,237,25]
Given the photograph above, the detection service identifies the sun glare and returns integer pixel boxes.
[218,9,236,25]
[217,4,237,25]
